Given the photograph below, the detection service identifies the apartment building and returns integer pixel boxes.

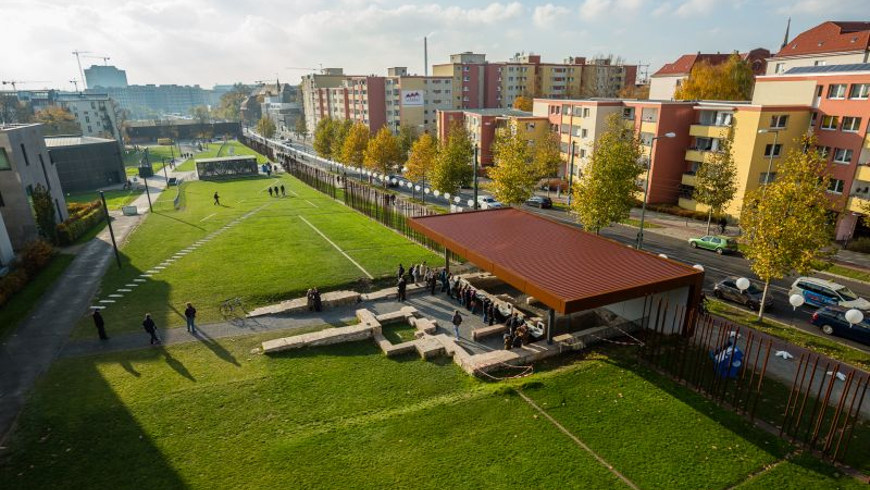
[436,108,547,166]
[57,93,122,145]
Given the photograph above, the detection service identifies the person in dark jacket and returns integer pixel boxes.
[280,184,286,197]
[452,310,462,340]
[213,192,221,205]
[184,302,197,334]
[313,287,323,312]
[92,309,108,340]
[397,276,407,302]
[143,313,160,345]
[397,263,405,280]
[268,187,274,197]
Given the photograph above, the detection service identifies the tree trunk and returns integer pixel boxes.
[706,208,712,235]
[757,279,770,321]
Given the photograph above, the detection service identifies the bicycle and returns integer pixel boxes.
[220,297,247,317]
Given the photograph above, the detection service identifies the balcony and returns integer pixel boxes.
[847,195,869,213]
[856,165,870,182]
[681,173,697,186]
[685,149,715,163]
[689,124,729,140]
[640,121,656,134]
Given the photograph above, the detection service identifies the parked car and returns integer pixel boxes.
[524,196,553,209]
[713,277,772,311]
[810,306,870,346]
[788,277,870,310]
[477,196,503,209]
[688,235,738,254]
[386,175,401,187]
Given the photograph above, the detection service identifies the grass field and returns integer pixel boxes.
[176,141,269,172]
[73,172,440,338]
[64,189,143,210]
[0,254,75,339]
[0,334,861,489]
[122,146,180,176]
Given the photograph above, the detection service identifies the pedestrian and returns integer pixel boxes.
[482,298,489,324]
[718,216,728,234]
[397,263,405,280]
[313,287,323,312]
[412,264,419,286]
[487,302,495,326]
[306,288,315,311]
[143,313,160,345]
[92,308,108,340]
[268,187,274,197]
[397,276,407,302]
[274,185,280,197]
[452,310,463,340]
[184,302,197,334]
[440,269,448,293]
[280,184,286,197]
[213,191,220,205]
[429,272,437,295]
[503,332,513,350]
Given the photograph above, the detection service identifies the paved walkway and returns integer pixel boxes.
[0,170,177,443]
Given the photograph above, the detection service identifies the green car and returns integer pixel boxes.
[688,235,738,255]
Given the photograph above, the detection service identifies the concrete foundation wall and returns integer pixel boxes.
[604,286,690,334]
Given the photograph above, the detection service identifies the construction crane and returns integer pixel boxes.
[72,50,92,90]
[1,80,51,91]
[285,65,324,74]
[82,54,111,66]
[70,80,80,92]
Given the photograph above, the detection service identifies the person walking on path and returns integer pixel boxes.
[280,184,286,197]
[184,302,197,334]
[213,191,221,206]
[452,310,463,340]
[397,276,407,302]
[143,313,160,345]
[92,309,108,340]
[268,187,274,197]
[274,185,280,197]
[718,216,728,235]
[411,264,419,286]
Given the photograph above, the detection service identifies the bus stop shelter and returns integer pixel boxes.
[408,208,704,342]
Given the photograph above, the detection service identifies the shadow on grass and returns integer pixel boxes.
[158,346,196,382]
[152,211,206,231]
[195,331,240,367]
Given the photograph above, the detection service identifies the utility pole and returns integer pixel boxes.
[100,191,122,269]
[567,141,575,206]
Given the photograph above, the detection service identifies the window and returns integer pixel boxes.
[581,129,588,138]
[775,63,785,74]
[816,85,823,97]
[821,115,839,130]
[814,60,827,66]
[20,143,29,166]
[828,178,845,194]
[770,115,788,128]
[842,116,861,132]
[760,172,776,184]
[810,112,818,126]
[0,148,10,170]
[764,144,782,157]
[560,124,570,134]
[827,84,847,99]
[850,83,870,100]
[833,148,853,164]
[582,108,590,117]
[640,132,654,146]
[579,149,587,158]
[817,146,831,158]
[622,107,634,119]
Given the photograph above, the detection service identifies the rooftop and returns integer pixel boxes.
[784,63,870,75]
[408,208,703,314]
[775,21,870,58]
[446,108,533,117]
[45,136,116,147]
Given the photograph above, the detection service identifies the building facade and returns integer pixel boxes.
[767,21,870,75]
[84,65,129,89]
[436,108,548,166]
[56,93,122,145]
[0,124,69,249]
[45,136,125,192]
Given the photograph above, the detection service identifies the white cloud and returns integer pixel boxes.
[533,3,570,28]
[674,0,717,17]
[651,1,673,17]
[777,0,867,14]
[579,0,645,20]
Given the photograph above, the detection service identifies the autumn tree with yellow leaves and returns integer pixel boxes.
[674,53,754,101]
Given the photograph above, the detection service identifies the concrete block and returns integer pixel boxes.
[415,336,445,360]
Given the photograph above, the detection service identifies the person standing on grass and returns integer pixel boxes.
[143,313,160,345]
[452,310,462,340]
[92,309,108,340]
[268,187,274,197]
[274,185,280,197]
[213,191,220,206]
[184,302,197,334]
[397,276,407,302]
[280,184,286,197]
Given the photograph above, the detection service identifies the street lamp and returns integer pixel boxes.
[757,128,781,189]
[636,132,676,250]
[567,141,576,206]
[472,144,480,210]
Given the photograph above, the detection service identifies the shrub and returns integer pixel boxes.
[0,269,30,307]
[18,239,55,275]
[846,237,870,254]
[67,200,101,218]
[56,208,104,245]
[642,201,728,223]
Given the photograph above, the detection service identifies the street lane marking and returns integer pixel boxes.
[304,199,318,208]
[298,216,373,279]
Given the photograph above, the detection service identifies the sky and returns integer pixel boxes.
[1,0,867,90]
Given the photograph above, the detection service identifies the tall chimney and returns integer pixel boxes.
[424,36,429,76]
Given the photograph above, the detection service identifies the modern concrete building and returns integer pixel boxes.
[45,136,125,192]
[649,49,770,100]
[87,84,215,119]
[0,124,68,249]
[84,65,129,89]
[436,108,548,166]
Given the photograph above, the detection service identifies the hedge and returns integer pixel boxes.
[0,240,55,307]
[57,200,105,245]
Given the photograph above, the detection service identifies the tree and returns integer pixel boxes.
[740,136,833,321]
[571,113,643,233]
[313,117,337,159]
[190,105,211,125]
[488,127,537,204]
[397,124,419,160]
[693,125,738,234]
[31,184,57,244]
[618,84,650,100]
[532,130,563,183]
[333,120,354,160]
[256,116,276,139]
[214,84,249,121]
[0,95,33,124]
[513,96,533,111]
[294,116,308,142]
[340,122,370,168]
[430,121,473,195]
[674,53,754,101]
[404,132,438,184]
[34,106,79,135]
[364,127,402,186]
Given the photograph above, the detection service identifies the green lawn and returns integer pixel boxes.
[176,141,269,172]
[0,254,75,339]
[73,172,440,338]
[65,189,143,210]
[0,335,858,489]
[821,264,870,283]
[620,218,663,229]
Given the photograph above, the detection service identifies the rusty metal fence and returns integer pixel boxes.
[638,298,868,465]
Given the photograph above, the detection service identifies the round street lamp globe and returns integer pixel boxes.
[789,294,805,309]
[415,185,421,191]
[658,253,668,259]
[467,199,474,207]
[392,179,398,184]
[693,264,705,272]
[434,190,441,197]
[454,196,461,203]
[735,277,750,292]
[424,188,430,194]
[845,308,864,326]
[444,193,451,199]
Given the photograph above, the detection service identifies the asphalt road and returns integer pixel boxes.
[257,131,870,355]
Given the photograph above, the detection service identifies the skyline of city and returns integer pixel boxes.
[2,0,868,89]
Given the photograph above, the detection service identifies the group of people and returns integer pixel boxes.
[502,312,530,350]
[306,287,323,312]
[396,262,445,302]
[91,301,198,345]
[268,185,287,197]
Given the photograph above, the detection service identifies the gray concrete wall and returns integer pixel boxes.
[49,141,125,192]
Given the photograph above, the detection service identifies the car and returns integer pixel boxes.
[385,175,401,187]
[788,277,870,310]
[810,306,870,346]
[477,196,503,209]
[688,235,738,254]
[713,277,772,311]
[524,196,553,209]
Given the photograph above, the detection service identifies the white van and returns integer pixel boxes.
[788,277,870,310]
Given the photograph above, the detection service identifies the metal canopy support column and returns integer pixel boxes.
[445,248,450,273]
[547,308,556,344]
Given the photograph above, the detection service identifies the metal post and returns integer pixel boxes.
[473,145,479,209]
[547,308,555,345]
[100,191,122,269]
[567,141,575,206]
[422,177,426,205]
[162,157,169,182]
[445,249,450,273]
[143,174,153,212]
[636,139,656,250]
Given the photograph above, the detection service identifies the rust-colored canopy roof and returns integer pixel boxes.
[409,208,703,314]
